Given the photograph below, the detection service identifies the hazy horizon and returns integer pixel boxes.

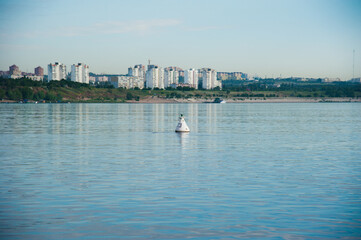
[1,0,360,80]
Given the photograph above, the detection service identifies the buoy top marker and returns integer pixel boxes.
[175,114,190,132]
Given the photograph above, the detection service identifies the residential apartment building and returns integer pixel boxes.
[48,62,67,81]
[322,77,341,83]
[5,64,22,79]
[26,75,44,81]
[201,68,221,90]
[164,68,179,88]
[89,76,109,84]
[146,65,164,89]
[34,66,44,76]
[128,64,146,80]
[110,76,144,89]
[71,63,89,84]
[184,68,199,89]
[9,64,21,76]
[165,66,183,71]
[217,72,248,80]
[95,76,109,83]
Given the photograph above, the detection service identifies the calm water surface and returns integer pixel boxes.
[0,103,361,239]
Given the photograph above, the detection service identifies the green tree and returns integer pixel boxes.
[56,93,63,101]
[8,89,22,100]
[126,92,133,100]
[45,92,57,101]
[34,90,45,100]
[21,87,34,100]
[0,88,5,99]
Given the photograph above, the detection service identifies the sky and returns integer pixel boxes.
[0,0,360,80]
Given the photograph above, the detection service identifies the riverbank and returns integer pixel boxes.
[128,95,361,104]
[3,97,357,104]
[2,78,361,103]
[126,96,361,103]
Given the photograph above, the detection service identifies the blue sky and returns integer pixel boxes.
[0,0,360,80]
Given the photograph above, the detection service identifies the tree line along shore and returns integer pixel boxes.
[1,77,361,103]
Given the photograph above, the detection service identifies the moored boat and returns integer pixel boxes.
[213,98,226,103]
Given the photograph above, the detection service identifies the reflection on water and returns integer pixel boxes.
[176,132,190,150]
[0,103,361,239]
[2,103,215,135]
[206,104,217,133]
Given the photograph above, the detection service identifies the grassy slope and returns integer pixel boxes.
[1,78,360,102]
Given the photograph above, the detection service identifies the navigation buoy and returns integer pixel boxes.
[175,114,190,132]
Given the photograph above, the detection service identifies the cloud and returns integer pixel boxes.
[60,19,182,37]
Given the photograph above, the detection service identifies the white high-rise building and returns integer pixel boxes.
[201,68,221,90]
[110,76,144,89]
[128,64,145,79]
[184,68,199,89]
[146,65,164,89]
[164,69,179,88]
[48,62,67,81]
[71,63,89,84]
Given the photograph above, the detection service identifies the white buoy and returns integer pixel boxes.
[175,114,190,132]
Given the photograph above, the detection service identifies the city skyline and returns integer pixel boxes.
[1,0,361,80]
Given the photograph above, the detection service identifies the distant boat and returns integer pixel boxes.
[213,98,226,103]
[175,114,190,132]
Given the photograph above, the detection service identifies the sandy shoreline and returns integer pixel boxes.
[1,97,360,104]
